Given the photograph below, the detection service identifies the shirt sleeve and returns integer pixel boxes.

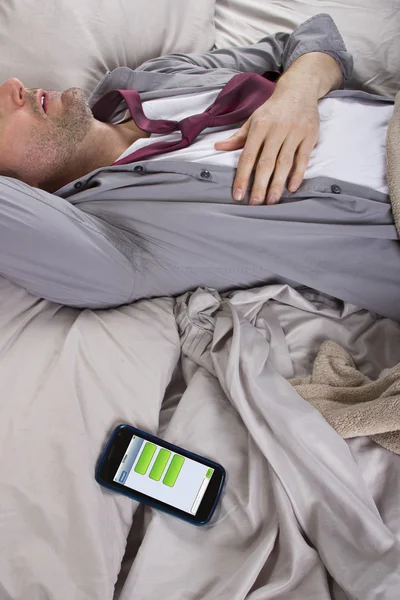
[0,177,135,308]
[136,14,353,83]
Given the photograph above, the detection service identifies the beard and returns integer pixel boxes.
[56,88,94,146]
[22,87,94,188]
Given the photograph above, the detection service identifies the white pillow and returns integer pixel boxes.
[214,0,400,98]
[0,0,216,96]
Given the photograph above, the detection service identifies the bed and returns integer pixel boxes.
[0,1,399,599]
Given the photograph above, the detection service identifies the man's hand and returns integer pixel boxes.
[215,88,320,204]
[214,52,343,205]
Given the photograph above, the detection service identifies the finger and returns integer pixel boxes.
[233,122,272,202]
[288,136,318,192]
[265,136,303,204]
[214,120,250,151]
[247,129,288,205]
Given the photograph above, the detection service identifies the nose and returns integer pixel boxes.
[0,77,26,106]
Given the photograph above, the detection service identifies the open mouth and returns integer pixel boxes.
[37,90,47,113]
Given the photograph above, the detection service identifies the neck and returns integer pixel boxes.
[40,118,149,193]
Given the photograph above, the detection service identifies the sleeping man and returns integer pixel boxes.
[0,13,398,319]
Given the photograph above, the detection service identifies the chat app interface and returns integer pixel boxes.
[114,435,214,515]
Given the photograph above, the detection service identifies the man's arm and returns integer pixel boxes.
[136,14,352,83]
[0,177,135,308]
[217,51,343,204]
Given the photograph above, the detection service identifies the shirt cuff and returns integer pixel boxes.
[282,13,354,88]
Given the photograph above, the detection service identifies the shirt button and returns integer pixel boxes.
[200,170,211,180]
[74,181,82,189]
[134,165,144,173]
[331,184,342,194]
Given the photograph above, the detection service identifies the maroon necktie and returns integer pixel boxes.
[91,72,276,166]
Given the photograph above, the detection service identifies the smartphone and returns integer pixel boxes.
[95,424,225,525]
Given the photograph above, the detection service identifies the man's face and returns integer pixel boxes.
[0,78,94,188]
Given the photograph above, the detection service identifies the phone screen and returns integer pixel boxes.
[113,434,215,515]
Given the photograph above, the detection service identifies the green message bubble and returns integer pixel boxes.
[163,454,185,487]
[149,449,171,481]
[134,442,156,475]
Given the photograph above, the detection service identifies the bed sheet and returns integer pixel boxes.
[0,276,180,600]
[115,285,400,599]
[116,433,400,600]
[0,275,399,599]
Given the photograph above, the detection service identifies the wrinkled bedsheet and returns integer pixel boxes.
[0,278,399,600]
[116,286,400,600]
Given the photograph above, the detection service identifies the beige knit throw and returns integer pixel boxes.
[387,91,400,235]
[291,341,400,455]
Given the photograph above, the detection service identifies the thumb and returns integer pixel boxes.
[214,120,250,150]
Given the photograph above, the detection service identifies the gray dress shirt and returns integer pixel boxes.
[0,14,398,319]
